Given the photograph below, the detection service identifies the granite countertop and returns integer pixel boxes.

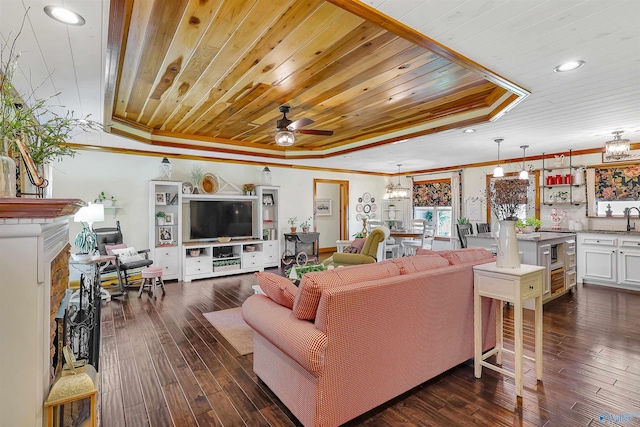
[472,231,575,241]
[538,228,640,236]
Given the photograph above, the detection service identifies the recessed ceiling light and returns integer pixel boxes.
[343,155,352,159]
[463,129,476,133]
[44,5,85,26]
[553,60,585,73]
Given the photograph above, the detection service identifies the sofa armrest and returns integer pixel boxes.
[242,295,328,376]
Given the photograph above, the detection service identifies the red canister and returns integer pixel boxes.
[555,174,562,184]
[564,174,572,184]
[546,176,555,185]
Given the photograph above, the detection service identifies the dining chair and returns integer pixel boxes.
[456,223,473,248]
[401,219,433,256]
[476,223,491,233]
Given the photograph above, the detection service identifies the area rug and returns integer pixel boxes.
[202,308,253,355]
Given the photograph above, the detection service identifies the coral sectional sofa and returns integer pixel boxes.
[242,249,497,427]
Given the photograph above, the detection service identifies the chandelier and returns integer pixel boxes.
[605,131,630,161]
[383,164,410,199]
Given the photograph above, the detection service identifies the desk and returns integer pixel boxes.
[473,262,545,397]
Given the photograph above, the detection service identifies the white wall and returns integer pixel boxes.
[52,151,386,254]
[316,182,340,249]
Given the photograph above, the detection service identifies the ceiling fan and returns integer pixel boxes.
[273,106,333,146]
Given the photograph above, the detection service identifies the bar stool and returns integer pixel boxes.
[138,266,166,298]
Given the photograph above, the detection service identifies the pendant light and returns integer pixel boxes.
[604,131,630,161]
[519,145,529,180]
[493,139,504,178]
[383,164,410,199]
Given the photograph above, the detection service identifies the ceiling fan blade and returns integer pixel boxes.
[287,117,314,130]
[294,129,334,136]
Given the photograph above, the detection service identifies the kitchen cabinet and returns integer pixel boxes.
[577,233,640,290]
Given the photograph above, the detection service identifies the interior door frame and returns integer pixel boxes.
[313,179,349,244]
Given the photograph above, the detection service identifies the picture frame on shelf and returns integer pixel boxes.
[164,213,174,225]
[155,192,166,205]
[159,226,172,243]
[263,193,274,205]
[316,199,332,216]
[165,192,172,204]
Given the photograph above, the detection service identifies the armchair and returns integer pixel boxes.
[323,226,389,267]
[94,221,153,293]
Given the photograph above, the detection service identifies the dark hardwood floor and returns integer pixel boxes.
[100,272,640,427]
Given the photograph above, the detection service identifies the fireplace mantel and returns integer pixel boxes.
[0,199,83,427]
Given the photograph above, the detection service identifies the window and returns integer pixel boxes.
[591,166,640,217]
[413,179,452,237]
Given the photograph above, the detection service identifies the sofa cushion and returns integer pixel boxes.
[391,255,450,274]
[255,272,298,309]
[293,261,401,320]
[416,248,494,265]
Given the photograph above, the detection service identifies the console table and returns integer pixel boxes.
[473,262,545,397]
[284,232,320,264]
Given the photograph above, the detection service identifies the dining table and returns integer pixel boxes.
[389,230,422,238]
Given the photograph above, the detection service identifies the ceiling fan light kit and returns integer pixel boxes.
[275,131,295,146]
[604,131,631,160]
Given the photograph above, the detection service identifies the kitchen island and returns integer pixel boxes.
[467,231,577,305]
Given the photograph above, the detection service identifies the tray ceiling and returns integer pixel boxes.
[106,0,528,159]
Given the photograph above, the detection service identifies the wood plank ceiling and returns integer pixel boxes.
[106,0,529,159]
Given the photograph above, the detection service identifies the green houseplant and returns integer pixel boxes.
[288,217,297,233]
[1,15,100,196]
[300,217,312,233]
[95,191,116,206]
[155,211,166,225]
[73,224,97,261]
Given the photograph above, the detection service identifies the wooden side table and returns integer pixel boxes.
[473,262,545,397]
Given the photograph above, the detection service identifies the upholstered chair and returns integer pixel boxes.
[323,226,389,267]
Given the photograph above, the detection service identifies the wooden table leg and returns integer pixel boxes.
[535,294,543,381]
[474,285,482,378]
[514,298,523,397]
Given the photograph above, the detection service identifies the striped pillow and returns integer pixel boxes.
[255,272,298,309]
[293,262,401,320]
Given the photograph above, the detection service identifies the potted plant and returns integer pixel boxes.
[288,217,298,233]
[73,223,97,261]
[156,211,166,225]
[95,191,116,207]
[458,217,470,224]
[1,20,100,196]
[515,219,526,232]
[300,217,312,233]
[242,183,256,195]
[525,216,541,233]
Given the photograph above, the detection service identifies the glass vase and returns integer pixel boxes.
[0,137,17,198]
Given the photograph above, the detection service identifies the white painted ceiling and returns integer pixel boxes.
[1,0,639,174]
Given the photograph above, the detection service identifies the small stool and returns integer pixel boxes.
[138,267,166,298]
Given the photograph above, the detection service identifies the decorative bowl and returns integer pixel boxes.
[200,173,218,194]
[245,246,255,252]
[189,249,200,257]
[218,237,231,243]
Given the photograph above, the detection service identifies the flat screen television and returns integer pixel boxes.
[189,200,253,240]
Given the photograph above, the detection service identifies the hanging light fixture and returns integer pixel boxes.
[384,164,411,199]
[604,131,631,161]
[493,138,504,177]
[519,145,529,180]
[275,130,295,146]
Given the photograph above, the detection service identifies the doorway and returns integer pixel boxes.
[313,179,349,253]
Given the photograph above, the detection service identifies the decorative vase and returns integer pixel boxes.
[0,137,16,198]
[495,220,520,268]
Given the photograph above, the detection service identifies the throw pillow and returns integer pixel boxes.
[111,247,144,264]
[391,255,449,274]
[342,238,365,253]
[104,243,127,256]
[255,272,298,309]
[293,262,401,320]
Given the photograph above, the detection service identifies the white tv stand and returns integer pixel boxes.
[182,239,266,282]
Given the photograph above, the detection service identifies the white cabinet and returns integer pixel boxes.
[618,237,640,287]
[182,241,265,282]
[577,233,640,290]
[537,244,551,296]
[256,185,280,267]
[149,180,182,280]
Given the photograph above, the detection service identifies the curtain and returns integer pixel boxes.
[451,172,461,230]
[595,166,640,201]
[412,179,452,206]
